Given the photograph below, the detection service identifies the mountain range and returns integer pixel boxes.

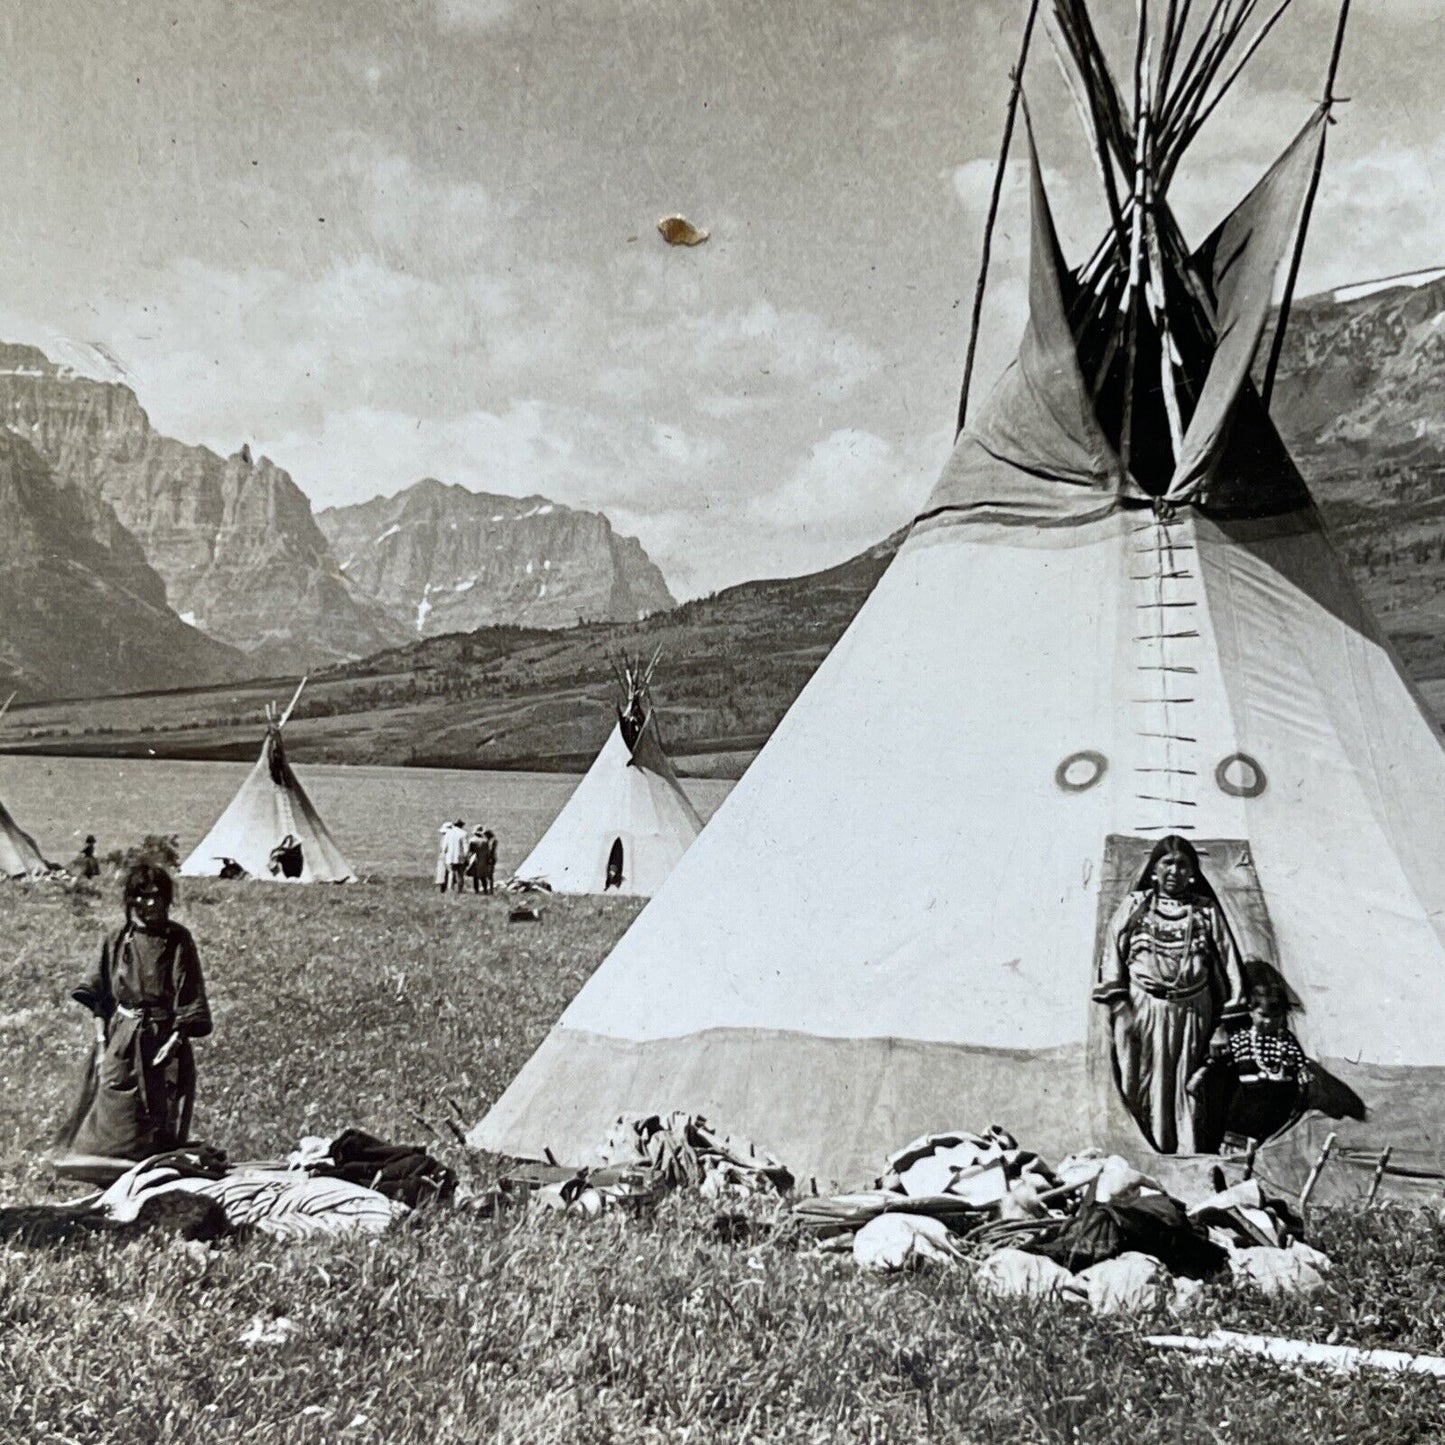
[5,267,1445,736]
[0,425,242,701]
[1266,267,1445,678]
[0,344,676,696]
[316,481,674,636]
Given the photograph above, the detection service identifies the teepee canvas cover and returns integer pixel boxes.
[181,686,353,884]
[513,657,703,896]
[0,800,49,878]
[473,2,1439,1197]
[0,695,50,878]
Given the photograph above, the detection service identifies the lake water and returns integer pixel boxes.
[0,755,735,879]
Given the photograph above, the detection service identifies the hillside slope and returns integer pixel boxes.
[0,344,410,673]
[9,270,1445,770]
[0,430,243,701]
[0,534,898,774]
[1269,269,1445,679]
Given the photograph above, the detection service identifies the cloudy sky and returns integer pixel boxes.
[0,0,1439,597]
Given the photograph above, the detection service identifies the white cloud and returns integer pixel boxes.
[752,429,899,529]
[887,33,948,84]
[609,298,882,410]
[434,0,517,30]
[1308,139,1445,293]
[697,392,768,420]
[649,422,723,469]
[951,157,1028,213]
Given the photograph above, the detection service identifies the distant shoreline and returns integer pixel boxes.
[0,740,759,781]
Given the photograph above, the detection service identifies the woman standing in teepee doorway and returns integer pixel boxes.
[1094,836,1247,1154]
[57,862,213,1160]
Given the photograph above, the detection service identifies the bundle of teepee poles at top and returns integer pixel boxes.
[610,646,663,739]
[957,0,1352,476]
[265,676,307,732]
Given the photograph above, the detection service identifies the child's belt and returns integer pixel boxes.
[115,1003,174,1026]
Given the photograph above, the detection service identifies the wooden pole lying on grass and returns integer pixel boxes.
[1260,0,1352,411]
[1146,1329,1445,1378]
[1298,1130,1337,1213]
[955,0,1043,439]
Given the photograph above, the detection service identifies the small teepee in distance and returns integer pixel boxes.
[0,693,51,879]
[473,1,1442,1199]
[512,651,703,896]
[181,679,354,883]
[0,802,48,879]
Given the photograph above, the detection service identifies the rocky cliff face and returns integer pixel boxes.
[316,479,676,636]
[1270,270,1445,453]
[0,345,409,672]
[1267,268,1445,680]
[0,428,242,701]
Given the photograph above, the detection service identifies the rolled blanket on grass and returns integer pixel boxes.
[290,1128,456,1208]
[91,1151,410,1241]
[36,1140,416,1244]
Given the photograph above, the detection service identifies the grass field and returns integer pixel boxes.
[4,761,1445,1442]
[2,879,1445,1443]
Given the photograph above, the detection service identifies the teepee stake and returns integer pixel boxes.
[1365,1147,1393,1208]
[1299,1131,1337,1214]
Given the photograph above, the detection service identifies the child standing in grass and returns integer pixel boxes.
[57,861,213,1160]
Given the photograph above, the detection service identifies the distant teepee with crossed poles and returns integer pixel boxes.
[181,679,353,883]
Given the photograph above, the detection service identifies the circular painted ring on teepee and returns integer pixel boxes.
[1055,750,1108,793]
[1215,752,1267,798]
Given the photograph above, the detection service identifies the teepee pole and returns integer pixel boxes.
[1261,0,1351,412]
[1180,0,1297,159]
[1119,2,1152,474]
[1048,21,1128,256]
[278,675,309,729]
[955,0,1043,439]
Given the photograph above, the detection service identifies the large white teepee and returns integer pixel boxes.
[181,683,353,884]
[512,656,703,896]
[473,3,1442,1198]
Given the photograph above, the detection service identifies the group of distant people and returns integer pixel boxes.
[436,820,498,895]
[71,833,301,884]
[212,836,302,882]
[267,835,304,880]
